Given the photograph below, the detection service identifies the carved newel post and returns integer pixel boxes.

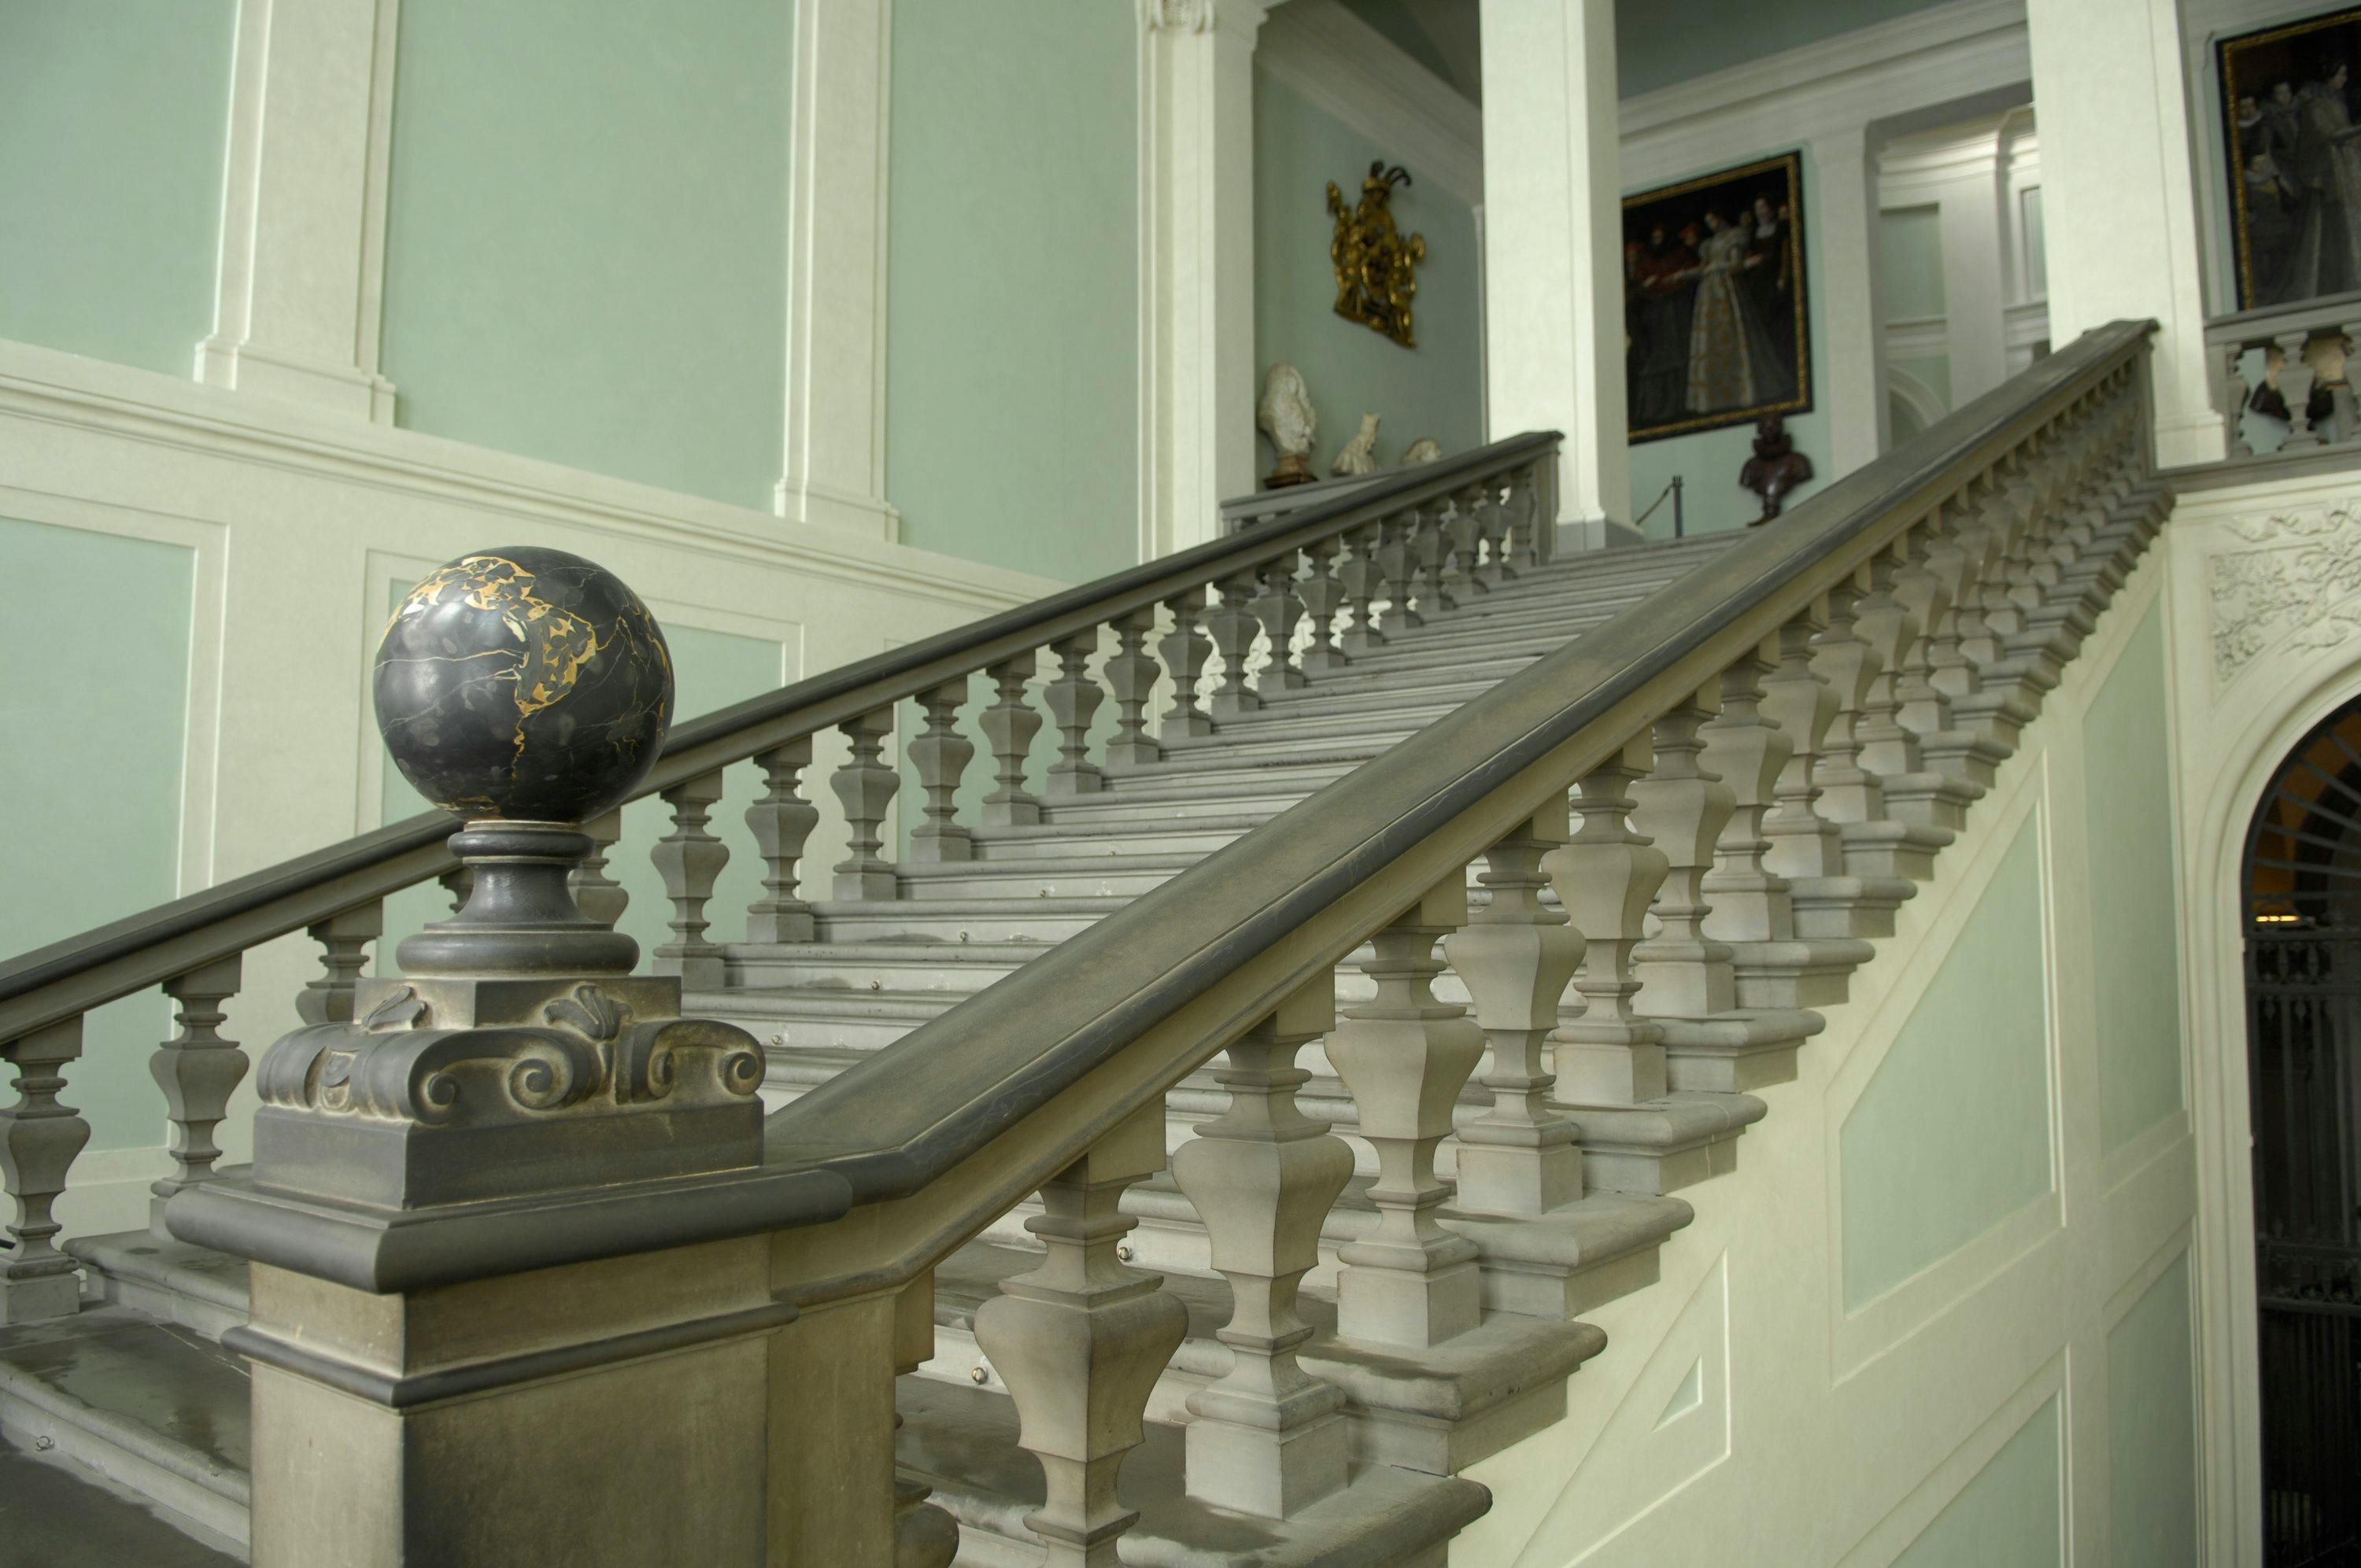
[168,549,844,1568]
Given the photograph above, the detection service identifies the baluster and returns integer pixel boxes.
[893,1273,961,1567]
[1339,522,1387,655]
[1297,538,1350,674]
[1202,571,1264,718]
[1101,611,1163,765]
[1446,802,1586,1213]
[1328,881,1485,1346]
[1550,740,1672,1104]
[973,1099,1188,1568]
[1853,543,1962,836]
[1812,576,1943,883]
[1044,630,1110,792]
[1251,555,1308,696]
[908,677,975,862]
[1448,485,1490,596]
[2278,329,2321,446]
[746,739,820,943]
[1378,512,1424,636]
[150,957,246,1234]
[2219,342,2252,459]
[1697,647,1793,947]
[1507,462,1546,570]
[981,655,1048,817]
[1158,588,1215,741]
[1415,501,1457,617]
[1473,480,1513,586]
[1893,522,2001,796]
[1759,608,1843,885]
[655,769,730,987]
[1171,976,1354,1517]
[2338,325,2361,444]
[571,808,629,929]
[0,1019,88,1323]
[833,707,900,900]
[297,901,383,1025]
[1761,602,1908,936]
[1630,692,1737,1020]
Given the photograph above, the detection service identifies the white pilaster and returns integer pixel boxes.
[776,0,900,542]
[1479,0,1629,545]
[1817,127,1890,473]
[1140,0,1265,561]
[198,0,401,422]
[2025,0,2222,466]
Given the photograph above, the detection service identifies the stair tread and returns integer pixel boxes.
[0,1432,241,1568]
[0,1307,250,1493]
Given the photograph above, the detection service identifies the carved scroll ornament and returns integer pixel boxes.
[1328,161,1426,349]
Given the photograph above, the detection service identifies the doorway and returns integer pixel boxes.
[2243,697,2361,1566]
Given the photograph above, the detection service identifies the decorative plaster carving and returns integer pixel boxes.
[2206,504,2361,686]
[1143,0,1214,33]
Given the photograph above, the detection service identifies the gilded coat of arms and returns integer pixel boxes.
[1327,161,1426,349]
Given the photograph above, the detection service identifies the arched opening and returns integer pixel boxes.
[2241,695,2361,1565]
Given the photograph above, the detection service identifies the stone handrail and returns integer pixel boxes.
[766,319,2157,1220]
[0,429,1558,1050]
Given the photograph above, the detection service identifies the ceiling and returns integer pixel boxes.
[1335,0,1483,105]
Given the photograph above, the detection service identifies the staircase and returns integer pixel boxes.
[0,322,2168,1566]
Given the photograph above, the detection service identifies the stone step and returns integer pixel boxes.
[1155,713,1437,756]
[0,1307,250,1553]
[809,896,1127,944]
[970,813,1276,860]
[895,852,1203,901]
[0,1430,242,1568]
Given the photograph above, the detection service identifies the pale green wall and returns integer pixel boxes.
[1893,1397,2064,1567]
[2108,1253,2200,1566]
[0,518,194,1150]
[1893,356,1953,411]
[379,602,788,975]
[885,0,1138,585]
[1253,70,1485,477]
[1629,147,1831,540]
[378,1,790,510]
[2084,604,2184,1153]
[1879,206,1946,322]
[0,0,235,375]
[1842,810,2053,1309]
[1616,0,1954,98]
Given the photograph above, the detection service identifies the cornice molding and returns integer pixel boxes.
[1619,0,2030,182]
[1257,0,1483,207]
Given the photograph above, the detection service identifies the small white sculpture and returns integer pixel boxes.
[1332,411,1381,476]
[1401,437,1443,465]
[1257,363,1319,488]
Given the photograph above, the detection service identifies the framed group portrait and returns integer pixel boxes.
[1623,150,1812,444]
[2221,7,2361,309]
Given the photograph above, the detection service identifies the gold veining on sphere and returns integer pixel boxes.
[374,548,674,823]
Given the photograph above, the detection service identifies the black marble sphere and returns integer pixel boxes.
[375,548,674,824]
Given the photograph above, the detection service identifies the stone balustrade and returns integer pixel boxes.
[2210,286,2361,456]
[0,323,2169,1564]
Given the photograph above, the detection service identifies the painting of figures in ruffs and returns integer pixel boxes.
[1624,151,1812,443]
[2224,8,2361,308]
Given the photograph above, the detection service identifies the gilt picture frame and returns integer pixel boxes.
[2219,7,2361,311]
[1623,151,1812,444]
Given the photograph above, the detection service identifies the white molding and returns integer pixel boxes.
[1138,0,1265,559]
[0,338,1052,612]
[1257,0,1483,206]
[1618,0,2030,161]
[198,0,401,423]
[1886,363,1949,431]
[1885,316,1950,360]
[776,0,899,543]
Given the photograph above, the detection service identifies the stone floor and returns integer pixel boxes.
[0,1433,238,1568]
